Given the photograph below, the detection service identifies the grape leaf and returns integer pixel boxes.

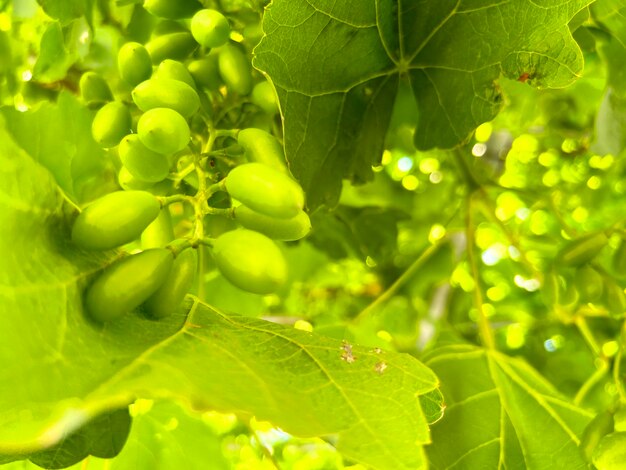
[254,0,592,209]
[33,22,72,83]
[592,0,626,96]
[0,125,440,470]
[0,402,229,470]
[36,0,93,24]
[27,408,130,468]
[309,206,407,262]
[423,344,594,469]
[1,91,112,205]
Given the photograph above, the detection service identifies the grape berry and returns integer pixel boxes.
[77,1,310,324]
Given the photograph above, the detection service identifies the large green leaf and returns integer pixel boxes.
[592,0,626,96]
[0,124,440,470]
[423,344,594,469]
[36,0,93,24]
[254,0,592,209]
[1,402,229,470]
[1,91,112,205]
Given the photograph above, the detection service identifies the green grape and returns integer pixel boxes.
[251,81,279,115]
[237,128,287,172]
[574,264,603,302]
[555,232,608,267]
[79,71,113,108]
[212,229,287,294]
[91,101,131,148]
[612,239,626,274]
[154,59,196,88]
[580,412,614,463]
[217,42,253,95]
[119,134,171,183]
[224,162,304,218]
[132,78,200,117]
[592,432,626,470]
[84,249,174,322]
[118,166,155,191]
[191,9,230,48]
[144,248,197,318]
[143,0,202,19]
[72,191,160,250]
[117,42,152,86]
[541,269,560,307]
[234,205,310,241]
[605,281,626,318]
[146,32,197,64]
[187,55,222,91]
[152,19,188,36]
[141,207,175,249]
[137,107,190,154]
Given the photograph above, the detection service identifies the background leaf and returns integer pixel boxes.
[1,91,113,204]
[423,344,594,469]
[254,0,592,209]
[36,0,93,24]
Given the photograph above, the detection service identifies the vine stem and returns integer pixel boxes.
[574,360,609,406]
[614,322,626,403]
[466,194,496,350]
[352,240,444,324]
[575,315,602,357]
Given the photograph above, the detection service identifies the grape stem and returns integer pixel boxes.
[157,194,194,207]
[466,193,496,350]
[198,237,215,248]
[352,239,445,324]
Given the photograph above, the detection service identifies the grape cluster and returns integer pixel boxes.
[73,0,310,323]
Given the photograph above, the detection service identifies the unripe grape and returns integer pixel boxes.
[592,432,626,470]
[119,134,171,183]
[143,0,202,19]
[118,166,154,191]
[141,207,175,249]
[91,102,131,148]
[154,59,196,88]
[191,9,230,48]
[251,81,279,115]
[187,56,222,91]
[146,32,196,64]
[580,411,614,463]
[613,239,626,275]
[574,264,603,302]
[85,249,174,322]
[224,162,304,218]
[132,78,200,117]
[218,42,253,95]
[556,232,608,267]
[72,191,161,250]
[237,128,287,172]
[152,20,188,36]
[137,107,190,154]
[118,42,152,86]
[79,72,113,108]
[212,229,287,294]
[144,248,197,318]
[605,281,626,318]
[234,206,310,241]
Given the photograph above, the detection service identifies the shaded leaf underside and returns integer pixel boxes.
[254,0,592,209]
[424,344,593,469]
